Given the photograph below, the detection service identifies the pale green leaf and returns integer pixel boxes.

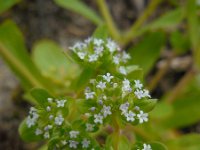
[0,0,20,14]
[54,0,103,25]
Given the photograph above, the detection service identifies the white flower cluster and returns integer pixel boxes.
[26,107,39,128]
[119,102,148,124]
[26,97,67,139]
[84,73,151,126]
[137,143,152,150]
[69,37,131,75]
[60,130,92,149]
[134,80,151,99]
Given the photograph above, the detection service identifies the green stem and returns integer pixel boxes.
[0,43,44,89]
[164,68,197,104]
[148,53,174,92]
[96,0,121,42]
[113,115,120,150]
[122,0,162,45]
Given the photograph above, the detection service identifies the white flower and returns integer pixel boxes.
[61,140,67,145]
[56,99,67,108]
[69,140,79,149]
[77,52,86,60]
[103,73,114,82]
[35,128,43,135]
[82,138,91,148]
[29,107,37,114]
[122,51,131,62]
[119,66,127,75]
[49,115,54,120]
[69,130,80,138]
[143,89,151,98]
[94,46,104,55]
[26,116,37,128]
[101,105,112,117]
[106,38,119,53]
[113,83,118,88]
[134,80,143,89]
[94,113,103,124]
[134,89,144,99]
[98,100,103,105]
[119,102,129,115]
[94,38,104,46]
[89,54,98,62]
[46,106,51,112]
[134,106,140,111]
[113,55,120,64]
[142,143,152,150]
[96,81,106,90]
[197,0,200,6]
[32,112,39,120]
[85,92,95,100]
[85,37,93,44]
[125,111,136,122]
[137,111,148,124]
[86,123,95,132]
[90,107,96,112]
[44,131,50,139]
[55,114,64,125]
[47,97,53,103]
[44,124,53,131]
[122,79,132,96]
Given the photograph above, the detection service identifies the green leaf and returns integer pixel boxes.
[54,0,103,25]
[0,0,20,14]
[162,75,200,128]
[148,8,184,30]
[150,101,173,120]
[105,133,131,150]
[133,142,167,150]
[73,67,94,90]
[134,99,157,112]
[0,20,52,91]
[32,40,80,85]
[19,118,43,142]
[30,88,53,107]
[126,65,143,81]
[186,0,200,69]
[166,134,200,150]
[150,142,168,150]
[170,31,190,54]
[128,32,166,75]
[93,25,109,39]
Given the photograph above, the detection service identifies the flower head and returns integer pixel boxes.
[137,111,148,124]
[69,130,80,138]
[103,73,114,82]
[55,114,64,125]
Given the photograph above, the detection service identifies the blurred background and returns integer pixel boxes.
[0,0,200,149]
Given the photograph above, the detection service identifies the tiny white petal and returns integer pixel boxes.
[119,66,127,75]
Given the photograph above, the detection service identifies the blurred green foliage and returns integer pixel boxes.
[1,0,200,149]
